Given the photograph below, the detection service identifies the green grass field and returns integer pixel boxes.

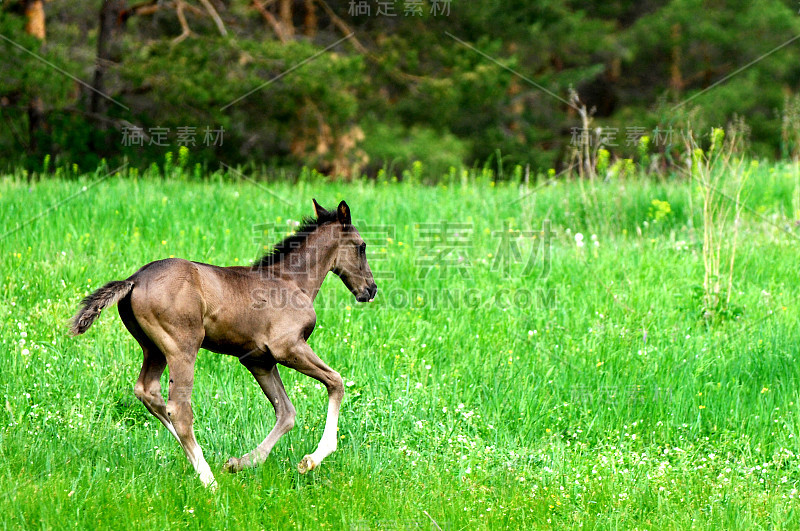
[2,163,800,529]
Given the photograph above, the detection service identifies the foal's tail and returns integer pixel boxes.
[70,280,135,336]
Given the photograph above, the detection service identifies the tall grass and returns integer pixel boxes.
[686,127,752,320]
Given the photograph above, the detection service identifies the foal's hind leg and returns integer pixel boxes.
[120,298,179,440]
[224,363,296,473]
[162,349,216,488]
[125,267,215,487]
[133,345,179,441]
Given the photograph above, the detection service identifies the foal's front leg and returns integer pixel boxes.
[224,363,296,472]
[276,340,344,473]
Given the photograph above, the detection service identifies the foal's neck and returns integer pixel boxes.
[258,224,339,300]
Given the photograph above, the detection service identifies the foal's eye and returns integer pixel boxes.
[359,243,366,255]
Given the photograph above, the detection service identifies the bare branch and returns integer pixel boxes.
[173,0,194,44]
[198,0,227,36]
[121,0,161,21]
[314,0,366,54]
[252,0,288,44]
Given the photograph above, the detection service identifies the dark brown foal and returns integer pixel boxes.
[71,200,377,487]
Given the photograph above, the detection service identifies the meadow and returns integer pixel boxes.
[2,162,800,529]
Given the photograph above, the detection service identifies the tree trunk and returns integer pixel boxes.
[304,0,317,37]
[24,0,46,153]
[92,0,127,118]
[670,23,683,93]
[24,0,46,41]
[26,97,44,153]
[279,0,294,38]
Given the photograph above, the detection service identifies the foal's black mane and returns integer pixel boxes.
[253,208,339,268]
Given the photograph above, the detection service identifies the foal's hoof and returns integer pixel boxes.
[200,472,218,490]
[297,455,317,474]
[223,457,243,473]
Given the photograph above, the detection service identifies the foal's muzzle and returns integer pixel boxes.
[356,283,378,303]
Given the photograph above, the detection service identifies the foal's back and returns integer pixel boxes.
[125,258,310,358]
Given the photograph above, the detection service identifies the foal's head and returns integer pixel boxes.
[314,199,378,303]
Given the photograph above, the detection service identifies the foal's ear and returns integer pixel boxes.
[337,200,351,226]
[312,198,327,218]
